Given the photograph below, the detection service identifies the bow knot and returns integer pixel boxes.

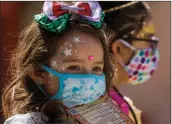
[52,2,91,17]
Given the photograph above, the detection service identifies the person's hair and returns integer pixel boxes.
[2,20,114,122]
[99,2,151,43]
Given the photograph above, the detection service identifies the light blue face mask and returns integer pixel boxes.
[37,65,106,108]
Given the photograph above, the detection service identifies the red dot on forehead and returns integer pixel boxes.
[88,55,93,61]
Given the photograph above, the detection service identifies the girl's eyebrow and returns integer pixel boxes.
[95,61,104,65]
[62,59,84,63]
[62,59,104,65]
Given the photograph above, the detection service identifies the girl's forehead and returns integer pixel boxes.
[59,30,99,44]
[50,30,104,63]
[56,30,102,50]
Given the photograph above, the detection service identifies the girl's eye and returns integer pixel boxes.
[92,67,103,72]
[67,66,80,71]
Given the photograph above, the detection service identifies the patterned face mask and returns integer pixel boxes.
[37,65,106,108]
[119,39,160,85]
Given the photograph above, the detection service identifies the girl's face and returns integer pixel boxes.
[41,30,104,96]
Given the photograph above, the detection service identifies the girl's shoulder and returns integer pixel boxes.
[4,112,47,124]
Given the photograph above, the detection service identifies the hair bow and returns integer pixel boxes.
[34,1,104,33]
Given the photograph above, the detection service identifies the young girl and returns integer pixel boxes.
[2,1,134,124]
[99,2,160,124]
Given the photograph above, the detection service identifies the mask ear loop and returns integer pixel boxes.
[119,39,137,51]
[41,65,64,100]
[35,65,64,100]
[35,82,48,98]
[117,39,136,67]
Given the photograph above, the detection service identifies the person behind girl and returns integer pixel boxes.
[99,1,160,124]
[2,1,134,124]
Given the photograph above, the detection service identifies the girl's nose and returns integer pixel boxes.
[82,68,92,74]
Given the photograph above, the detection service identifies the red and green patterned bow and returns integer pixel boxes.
[34,1,105,33]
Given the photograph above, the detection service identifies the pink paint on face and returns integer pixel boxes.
[88,55,93,61]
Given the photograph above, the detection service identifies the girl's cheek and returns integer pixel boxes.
[42,75,59,96]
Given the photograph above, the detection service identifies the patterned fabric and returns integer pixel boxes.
[38,65,106,108]
[34,1,105,33]
[62,75,106,108]
[35,13,69,33]
[119,39,160,85]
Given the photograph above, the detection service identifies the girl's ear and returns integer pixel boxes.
[29,66,59,96]
[111,40,123,61]
[29,67,49,85]
[111,39,134,65]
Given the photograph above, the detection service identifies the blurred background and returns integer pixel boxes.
[0,2,171,124]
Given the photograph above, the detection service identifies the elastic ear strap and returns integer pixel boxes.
[35,82,63,100]
[41,65,64,100]
[35,83,48,97]
[41,65,63,76]
[119,39,136,51]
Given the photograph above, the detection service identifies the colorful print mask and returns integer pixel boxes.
[119,39,160,85]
